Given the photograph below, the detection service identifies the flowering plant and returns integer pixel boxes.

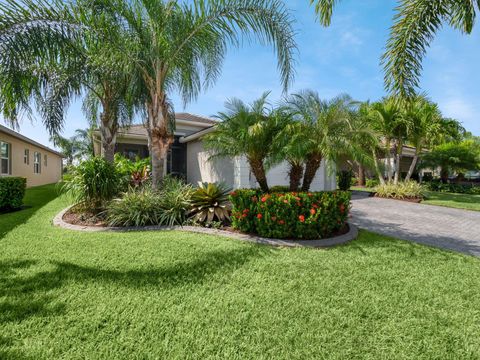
[229,190,351,239]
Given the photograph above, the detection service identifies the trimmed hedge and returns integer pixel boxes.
[0,177,27,210]
[229,190,351,239]
[425,181,480,195]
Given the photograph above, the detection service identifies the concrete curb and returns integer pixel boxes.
[53,206,358,248]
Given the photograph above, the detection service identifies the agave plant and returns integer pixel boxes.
[190,182,231,225]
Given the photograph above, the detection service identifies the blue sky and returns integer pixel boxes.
[3,0,480,149]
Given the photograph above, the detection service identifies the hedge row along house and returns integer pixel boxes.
[93,113,337,191]
[0,125,63,187]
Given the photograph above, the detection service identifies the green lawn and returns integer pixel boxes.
[422,191,480,211]
[2,185,480,359]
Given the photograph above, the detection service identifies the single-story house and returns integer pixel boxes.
[0,124,64,187]
[93,113,336,191]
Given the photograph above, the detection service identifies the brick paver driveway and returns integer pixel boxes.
[350,195,480,257]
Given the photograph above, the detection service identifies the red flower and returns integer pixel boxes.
[312,204,319,209]
[299,215,305,222]
[271,216,277,221]
[310,208,316,215]
[283,199,289,204]
[339,204,345,213]
[278,220,285,225]
[230,191,237,196]
[307,193,313,197]
[257,213,263,219]
[242,214,247,218]
[261,196,268,202]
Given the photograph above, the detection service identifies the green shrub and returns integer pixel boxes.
[190,182,231,225]
[157,176,194,226]
[115,154,151,189]
[375,181,425,200]
[229,190,351,239]
[337,170,353,191]
[425,181,480,195]
[268,185,290,193]
[0,177,26,210]
[61,157,120,211]
[106,176,193,227]
[106,187,163,227]
[365,178,379,188]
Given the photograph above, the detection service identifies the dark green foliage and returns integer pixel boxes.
[190,183,231,225]
[107,177,193,227]
[0,177,26,210]
[61,157,120,211]
[106,188,163,227]
[115,154,151,189]
[425,181,480,195]
[366,178,380,188]
[337,169,353,191]
[268,185,290,193]
[229,190,350,239]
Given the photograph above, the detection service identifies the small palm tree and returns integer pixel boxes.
[100,0,296,188]
[286,91,365,191]
[311,0,477,98]
[204,93,285,192]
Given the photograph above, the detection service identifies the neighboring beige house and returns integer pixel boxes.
[0,124,63,187]
[93,113,337,191]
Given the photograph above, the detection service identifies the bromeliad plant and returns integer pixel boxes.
[190,182,231,225]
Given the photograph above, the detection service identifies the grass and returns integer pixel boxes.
[2,185,480,359]
[422,191,480,212]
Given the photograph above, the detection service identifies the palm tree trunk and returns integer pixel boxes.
[393,140,403,185]
[288,161,304,191]
[146,99,174,189]
[372,149,385,185]
[99,109,117,163]
[357,162,365,186]
[385,138,393,182]
[404,150,419,182]
[301,153,322,192]
[248,157,269,192]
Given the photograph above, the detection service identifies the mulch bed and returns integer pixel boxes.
[63,206,107,227]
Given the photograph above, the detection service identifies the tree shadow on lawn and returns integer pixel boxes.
[0,184,60,241]
[0,245,272,324]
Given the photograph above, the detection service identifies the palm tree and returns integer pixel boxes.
[311,0,477,98]
[0,0,135,162]
[204,93,285,192]
[286,91,366,191]
[100,0,296,188]
[369,98,404,183]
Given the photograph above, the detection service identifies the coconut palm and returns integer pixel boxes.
[311,0,478,98]
[204,92,285,192]
[285,91,367,191]
[99,0,296,188]
[0,0,136,162]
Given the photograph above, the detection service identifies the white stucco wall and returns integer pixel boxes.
[186,139,337,191]
[186,140,235,187]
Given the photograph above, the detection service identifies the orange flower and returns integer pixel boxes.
[299,215,305,222]
[310,208,316,215]
[283,199,289,204]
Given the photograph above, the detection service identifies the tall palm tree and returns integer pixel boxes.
[286,91,365,191]
[97,0,296,188]
[204,93,285,192]
[0,0,135,162]
[311,0,478,98]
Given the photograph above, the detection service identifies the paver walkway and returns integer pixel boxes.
[350,195,480,257]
